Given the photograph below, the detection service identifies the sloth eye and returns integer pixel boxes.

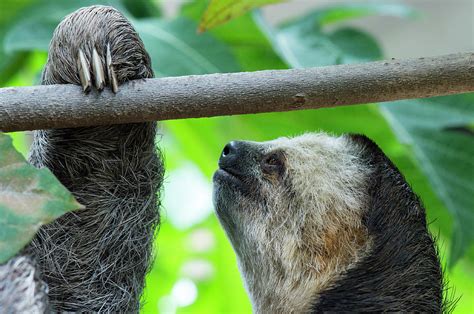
[261,151,285,176]
[265,155,280,166]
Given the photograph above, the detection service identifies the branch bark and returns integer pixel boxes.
[0,52,473,132]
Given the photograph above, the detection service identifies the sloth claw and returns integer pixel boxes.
[106,43,119,93]
[76,44,118,94]
[92,47,105,91]
[77,49,92,93]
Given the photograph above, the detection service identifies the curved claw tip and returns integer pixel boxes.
[77,49,91,93]
[106,44,119,93]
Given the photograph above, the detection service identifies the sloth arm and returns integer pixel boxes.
[23,5,163,312]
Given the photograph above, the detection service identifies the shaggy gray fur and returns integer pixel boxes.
[0,256,49,313]
[24,5,163,312]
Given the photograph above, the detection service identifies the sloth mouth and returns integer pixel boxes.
[213,167,262,203]
[213,168,243,185]
[213,165,253,193]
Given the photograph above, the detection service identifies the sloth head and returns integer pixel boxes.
[213,133,444,313]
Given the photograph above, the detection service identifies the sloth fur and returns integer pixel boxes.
[1,6,162,313]
[0,256,49,313]
[213,133,448,313]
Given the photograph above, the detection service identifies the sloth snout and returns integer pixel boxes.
[218,141,251,178]
[221,141,238,159]
[219,140,248,165]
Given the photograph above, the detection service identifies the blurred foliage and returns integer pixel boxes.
[381,95,474,265]
[135,18,240,76]
[198,0,281,32]
[1,0,473,313]
[257,3,416,67]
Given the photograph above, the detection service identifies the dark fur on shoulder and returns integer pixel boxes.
[26,6,163,312]
[311,134,449,312]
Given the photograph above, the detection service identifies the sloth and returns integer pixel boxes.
[1,5,162,313]
[213,133,447,313]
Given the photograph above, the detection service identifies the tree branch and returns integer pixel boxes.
[0,52,472,132]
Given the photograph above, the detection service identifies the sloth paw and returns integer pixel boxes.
[76,44,119,94]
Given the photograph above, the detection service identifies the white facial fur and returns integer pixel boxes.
[213,133,373,313]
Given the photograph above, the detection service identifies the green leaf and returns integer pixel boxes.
[183,1,286,71]
[259,3,417,68]
[276,25,382,67]
[4,18,57,53]
[120,0,161,18]
[259,9,384,67]
[198,0,283,32]
[381,95,474,265]
[209,12,287,71]
[0,132,84,263]
[0,0,35,26]
[0,51,30,86]
[136,17,240,76]
[0,0,35,84]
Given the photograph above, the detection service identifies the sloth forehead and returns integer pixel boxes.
[261,132,370,217]
[266,133,351,156]
[265,133,360,173]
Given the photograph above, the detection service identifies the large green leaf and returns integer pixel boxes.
[198,0,283,32]
[381,95,474,265]
[136,17,240,76]
[0,132,84,263]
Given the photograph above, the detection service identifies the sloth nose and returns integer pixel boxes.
[222,141,238,158]
[219,141,246,176]
[218,141,255,178]
[219,141,245,167]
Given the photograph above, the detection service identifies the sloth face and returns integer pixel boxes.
[213,133,369,250]
[212,133,372,310]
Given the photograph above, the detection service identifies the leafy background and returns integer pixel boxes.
[0,0,473,313]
